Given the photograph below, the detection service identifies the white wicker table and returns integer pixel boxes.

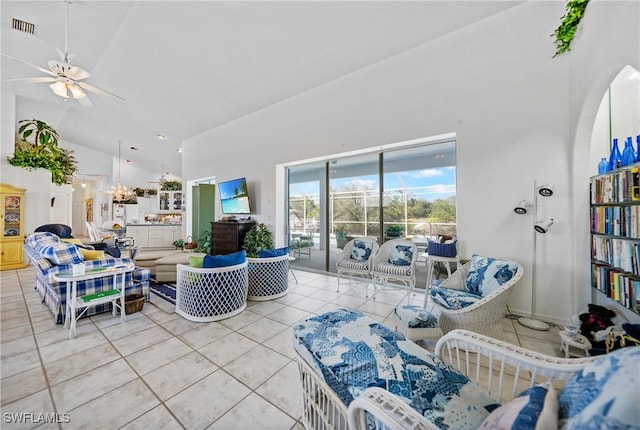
[559,329,592,358]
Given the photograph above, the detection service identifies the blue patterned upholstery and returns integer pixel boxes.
[374,261,413,277]
[465,254,519,297]
[558,347,639,429]
[26,231,59,248]
[389,244,413,266]
[23,234,151,324]
[479,383,558,429]
[337,259,370,271]
[293,309,500,429]
[39,241,84,265]
[394,304,439,329]
[430,286,483,310]
[351,240,373,262]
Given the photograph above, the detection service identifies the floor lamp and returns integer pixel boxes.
[518,181,553,331]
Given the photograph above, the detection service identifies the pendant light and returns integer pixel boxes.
[107,140,133,202]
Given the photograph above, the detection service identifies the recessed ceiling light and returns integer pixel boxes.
[156,134,166,140]
[130,146,138,151]
[125,159,131,163]
[176,148,182,153]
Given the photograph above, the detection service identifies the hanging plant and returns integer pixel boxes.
[552,0,590,57]
[160,180,182,191]
[8,119,77,185]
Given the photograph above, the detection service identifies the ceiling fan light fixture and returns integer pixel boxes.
[50,81,68,98]
[68,84,85,99]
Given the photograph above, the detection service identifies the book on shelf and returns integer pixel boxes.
[80,289,120,303]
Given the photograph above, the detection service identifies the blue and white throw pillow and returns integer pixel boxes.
[430,286,482,310]
[394,304,439,328]
[40,242,84,265]
[558,347,640,429]
[465,254,519,296]
[389,244,413,266]
[479,383,558,430]
[351,240,373,262]
[26,231,60,248]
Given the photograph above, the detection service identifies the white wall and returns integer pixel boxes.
[183,1,639,325]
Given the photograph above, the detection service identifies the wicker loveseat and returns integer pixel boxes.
[293,309,639,430]
[23,232,150,324]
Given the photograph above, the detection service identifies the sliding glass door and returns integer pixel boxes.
[287,138,456,275]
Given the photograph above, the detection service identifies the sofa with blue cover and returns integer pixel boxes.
[293,308,639,430]
[23,232,150,324]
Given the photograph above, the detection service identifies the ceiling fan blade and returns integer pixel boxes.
[1,53,57,77]
[68,83,93,107]
[6,77,56,83]
[77,81,126,102]
[65,65,91,81]
[77,93,93,107]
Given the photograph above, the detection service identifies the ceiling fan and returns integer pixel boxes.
[2,1,125,107]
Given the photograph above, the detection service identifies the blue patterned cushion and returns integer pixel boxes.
[431,286,482,310]
[293,309,500,429]
[465,254,519,296]
[26,231,60,248]
[558,347,640,429]
[394,304,439,329]
[351,240,373,262]
[39,242,84,265]
[389,244,413,266]
[479,383,558,430]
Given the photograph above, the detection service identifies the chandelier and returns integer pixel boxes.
[107,140,133,202]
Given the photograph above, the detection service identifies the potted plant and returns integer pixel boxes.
[197,229,211,253]
[384,224,404,238]
[8,119,78,185]
[243,223,274,257]
[133,187,145,197]
[172,239,184,249]
[161,180,182,191]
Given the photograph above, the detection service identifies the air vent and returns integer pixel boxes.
[12,18,35,34]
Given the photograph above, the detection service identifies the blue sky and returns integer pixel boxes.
[290,167,456,201]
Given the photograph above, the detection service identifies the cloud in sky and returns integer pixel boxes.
[406,169,445,178]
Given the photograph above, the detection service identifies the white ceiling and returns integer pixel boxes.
[1,1,520,177]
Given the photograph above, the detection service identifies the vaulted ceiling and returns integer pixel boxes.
[1,1,521,177]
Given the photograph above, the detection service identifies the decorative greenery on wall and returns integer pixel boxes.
[160,180,182,191]
[553,0,590,57]
[7,119,78,185]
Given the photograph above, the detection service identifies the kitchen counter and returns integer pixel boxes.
[126,224,183,248]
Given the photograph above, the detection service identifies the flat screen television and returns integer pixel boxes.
[218,177,251,214]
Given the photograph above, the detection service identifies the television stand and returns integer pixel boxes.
[210,220,256,255]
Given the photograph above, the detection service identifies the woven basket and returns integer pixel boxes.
[184,236,198,250]
[117,293,145,314]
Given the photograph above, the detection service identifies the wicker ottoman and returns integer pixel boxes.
[155,252,207,283]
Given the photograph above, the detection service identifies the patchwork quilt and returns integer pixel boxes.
[293,309,500,429]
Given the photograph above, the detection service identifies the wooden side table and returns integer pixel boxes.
[559,330,592,358]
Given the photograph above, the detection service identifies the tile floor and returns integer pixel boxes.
[1,266,566,430]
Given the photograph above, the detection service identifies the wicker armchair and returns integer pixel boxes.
[247,254,289,301]
[175,262,248,322]
[432,259,524,340]
[335,237,379,297]
[371,238,418,297]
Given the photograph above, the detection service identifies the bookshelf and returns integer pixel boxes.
[590,163,640,315]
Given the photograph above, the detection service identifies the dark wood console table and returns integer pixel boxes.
[210,220,256,255]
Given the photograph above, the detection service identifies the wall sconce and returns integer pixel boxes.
[534,218,554,233]
[513,200,531,215]
[537,183,554,197]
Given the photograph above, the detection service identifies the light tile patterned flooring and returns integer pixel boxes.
[1,266,565,429]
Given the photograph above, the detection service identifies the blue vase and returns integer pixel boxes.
[598,157,608,174]
[621,137,636,167]
[609,138,622,170]
[636,135,640,163]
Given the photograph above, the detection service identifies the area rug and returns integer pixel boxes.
[149,279,176,305]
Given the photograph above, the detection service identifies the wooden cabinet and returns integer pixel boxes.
[1,183,26,270]
[210,221,256,255]
[590,164,640,315]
